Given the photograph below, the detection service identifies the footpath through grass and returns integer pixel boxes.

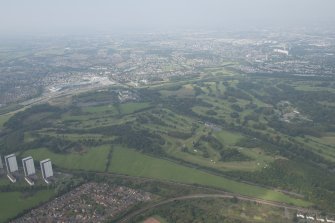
[109,147,312,207]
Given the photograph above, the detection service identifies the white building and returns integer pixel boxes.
[40,159,53,183]
[296,213,305,219]
[4,154,18,173]
[316,217,325,222]
[4,154,18,183]
[306,216,315,220]
[0,155,3,169]
[274,49,289,56]
[22,156,36,177]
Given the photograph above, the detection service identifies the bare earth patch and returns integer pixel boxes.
[143,217,161,223]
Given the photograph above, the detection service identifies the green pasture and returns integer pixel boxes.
[109,147,311,207]
[0,190,54,223]
[22,145,110,172]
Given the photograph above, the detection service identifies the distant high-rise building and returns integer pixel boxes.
[40,159,53,183]
[22,156,36,186]
[274,48,289,56]
[0,155,3,169]
[4,154,18,173]
[4,154,18,183]
[22,156,36,177]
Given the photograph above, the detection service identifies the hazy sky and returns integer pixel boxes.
[1,0,335,34]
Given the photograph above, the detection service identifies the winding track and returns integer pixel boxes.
[76,172,316,223]
[117,193,312,223]
[63,166,331,222]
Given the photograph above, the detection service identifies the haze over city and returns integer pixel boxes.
[1,0,335,34]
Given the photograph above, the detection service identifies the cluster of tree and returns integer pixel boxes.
[74,123,165,155]
[236,159,335,212]
[238,78,335,130]
[237,80,263,92]
[136,113,167,126]
[230,112,240,119]
[0,130,24,153]
[54,177,85,195]
[133,199,248,223]
[231,104,243,112]
[268,118,323,137]
[164,97,211,116]
[235,137,263,148]
[114,130,164,155]
[27,135,80,154]
[0,184,48,193]
[199,135,223,151]
[167,131,193,140]
[73,88,123,105]
[224,86,252,101]
[206,110,218,116]
[231,124,332,167]
[137,88,161,103]
[193,86,204,96]
[4,104,63,131]
[219,149,250,162]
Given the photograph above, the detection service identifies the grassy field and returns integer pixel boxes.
[119,102,151,115]
[165,146,272,172]
[61,113,136,129]
[319,133,335,145]
[213,129,244,145]
[160,85,195,98]
[0,178,10,186]
[162,125,262,172]
[293,84,335,93]
[0,190,54,223]
[0,113,12,127]
[296,135,335,162]
[81,102,150,115]
[22,145,110,172]
[33,132,114,143]
[109,147,311,207]
[82,105,118,114]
